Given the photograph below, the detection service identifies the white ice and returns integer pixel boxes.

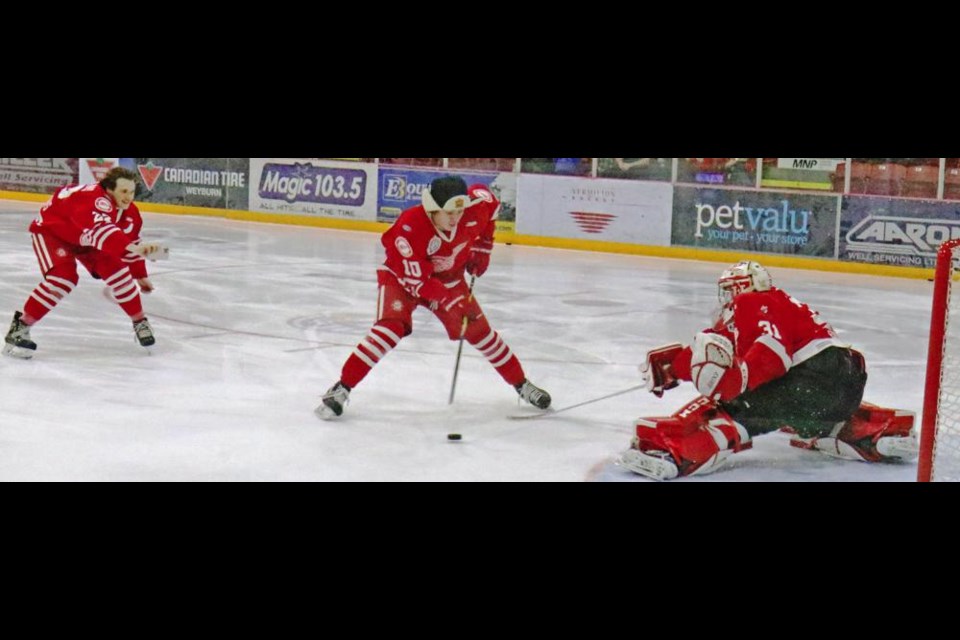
[0,199,930,481]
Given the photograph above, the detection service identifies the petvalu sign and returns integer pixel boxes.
[672,186,838,257]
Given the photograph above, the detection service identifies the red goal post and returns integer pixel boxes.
[920,238,960,481]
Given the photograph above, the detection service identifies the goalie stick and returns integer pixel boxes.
[508,383,645,420]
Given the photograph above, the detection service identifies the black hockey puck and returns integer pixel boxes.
[447,433,462,441]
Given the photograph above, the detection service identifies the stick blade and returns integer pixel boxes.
[507,408,556,421]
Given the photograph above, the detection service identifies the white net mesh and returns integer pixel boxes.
[932,250,960,481]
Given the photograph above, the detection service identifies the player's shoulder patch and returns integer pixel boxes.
[394,236,413,258]
[470,187,494,203]
[94,197,114,213]
[427,236,442,255]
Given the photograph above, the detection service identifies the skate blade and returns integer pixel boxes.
[314,404,340,421]
[508,406,556,420]
[2,343,35,359]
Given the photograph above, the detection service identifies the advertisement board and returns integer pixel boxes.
[516,174,673,245]
[377,167,517,229]
[671,186,838,257]
[840,195,960,268]
[249,158,377,220]
[0,158,78,194]
[119,158,249,210]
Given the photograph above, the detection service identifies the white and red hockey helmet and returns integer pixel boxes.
[718,260,772,305]
[422,176,472,212]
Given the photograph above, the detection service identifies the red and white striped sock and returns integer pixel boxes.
[341,320,405,388]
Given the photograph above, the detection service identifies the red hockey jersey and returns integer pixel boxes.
[377,184,499,300]
[673,287,848,400]
[30,183,149,278]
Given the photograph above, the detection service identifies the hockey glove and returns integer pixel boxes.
[420,278,467,317]
[127,242,170,261]
[465,237,493,277]
[641,343,684,397]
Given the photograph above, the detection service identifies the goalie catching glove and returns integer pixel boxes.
[641,343,683,397]
[127,242,170,261]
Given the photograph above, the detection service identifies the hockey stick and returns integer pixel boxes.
[508,383,645,420]
[448,274,477,405]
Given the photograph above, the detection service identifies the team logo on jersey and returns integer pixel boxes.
[95,197,113,213]
[472,188,493,203]
[431,242,467,272]
[395,236,413,258]
[391,300,404,312]
[56,248,67,258]
[427,237,442,255]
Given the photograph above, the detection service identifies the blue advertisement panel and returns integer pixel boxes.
[671,186,838,257]
[840,196,960,268]
[377,167,517,225]
[249,159,377,220]
[119,158,249,210]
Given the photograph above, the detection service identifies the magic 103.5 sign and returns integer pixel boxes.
[258,162,366,206]
[248,159,378,220]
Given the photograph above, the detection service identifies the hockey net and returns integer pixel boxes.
[920,238,960,481]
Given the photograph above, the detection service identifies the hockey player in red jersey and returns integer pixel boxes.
[619,260,918,480]
[316,175,551,419]
[3,167,167,359]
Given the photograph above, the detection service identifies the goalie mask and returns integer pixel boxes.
[718,260,771,305]
[422,176,471,212]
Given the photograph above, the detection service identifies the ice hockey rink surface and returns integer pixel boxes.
[0,199,929,481]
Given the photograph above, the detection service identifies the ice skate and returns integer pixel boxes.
[133,318,156,348]
[617,448,679,481]
[516,379,551,410]
[315,381,351,420]
[3,311,37,359]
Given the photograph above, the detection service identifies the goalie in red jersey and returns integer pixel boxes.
[619,260,918,480]
[3,167,167,359]
[315,175,551,420]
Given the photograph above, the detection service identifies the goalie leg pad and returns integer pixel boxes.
[623,397,751,478]
[788,403,917,462]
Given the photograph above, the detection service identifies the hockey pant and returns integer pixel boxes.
[721,347,867,439]
[339,278,525,389]
[23,231,144,324]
